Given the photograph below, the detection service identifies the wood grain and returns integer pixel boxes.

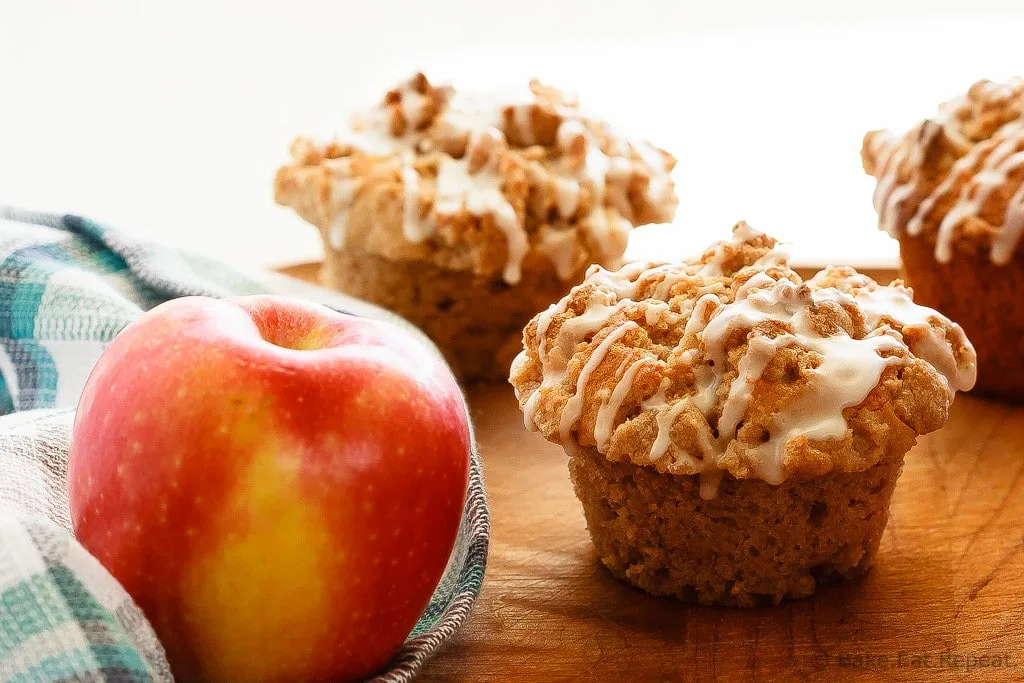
[417,385,1024,682]
[280,263,1024,682]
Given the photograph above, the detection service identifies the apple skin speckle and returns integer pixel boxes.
[67,295,471,682]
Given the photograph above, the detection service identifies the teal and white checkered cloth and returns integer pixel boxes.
[0,207,489,682]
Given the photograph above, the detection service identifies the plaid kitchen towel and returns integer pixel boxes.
[0,207,489,682]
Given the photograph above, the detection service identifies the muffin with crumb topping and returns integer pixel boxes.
[275,73,677,382]
[862,77,1024,401]
[510,223,976,606]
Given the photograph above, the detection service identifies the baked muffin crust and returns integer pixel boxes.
[511,223,977,496]
[275,73,678,284]
[863,77,1024,264]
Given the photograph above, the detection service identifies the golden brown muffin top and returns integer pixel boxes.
[862,78,1024,264]
[275,73,678,284]
[510,224,977,495]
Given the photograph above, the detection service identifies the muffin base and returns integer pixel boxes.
[899,235,1024,402]
[323,248,579,383]
[567,446,904,607]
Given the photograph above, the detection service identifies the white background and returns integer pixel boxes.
[1,1,1022,270]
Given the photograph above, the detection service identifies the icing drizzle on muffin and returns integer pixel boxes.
[863,78,1024,264]
[510,224,977,498]
[276,73,677,284]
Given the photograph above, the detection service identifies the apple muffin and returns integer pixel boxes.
[274,73,677,382]
[862,77,1024,401]
[510,223,976,606]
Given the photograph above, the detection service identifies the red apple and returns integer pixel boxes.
[68,295,471,682]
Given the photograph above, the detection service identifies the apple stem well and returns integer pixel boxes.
[243,299,336,351]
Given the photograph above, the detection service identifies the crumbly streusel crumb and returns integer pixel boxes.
[274,73,678,284]
[862,77,1024,264]
[509,223,977,493]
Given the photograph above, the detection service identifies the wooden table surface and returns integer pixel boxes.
[280,263,1024,682]
[420,387,1024,682]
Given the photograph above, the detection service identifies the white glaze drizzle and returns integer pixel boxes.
[688,281,906,485]
[400,162,425,242]
[554,177,581,217]
[519,226,976,496]
[646,399,690,463]
[536,229,578,280]
[606,156,634,219]
[510,104,536,146]
[313,75,676,284]
[870,82,1024,263]
[850,286,977,393]
[397,79,429,130]
[328,212,348,250]
[558,322,638,452]
[594,356,648,450]
[717,334,792,440]
[934,125,1024,263]
[519,288,619,430]
[434,142,528,284]
[560,119,617,258]
[634,141,673,207]
[872,128,927,238]
[326,178,357,249]
[995,180,1024,264]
